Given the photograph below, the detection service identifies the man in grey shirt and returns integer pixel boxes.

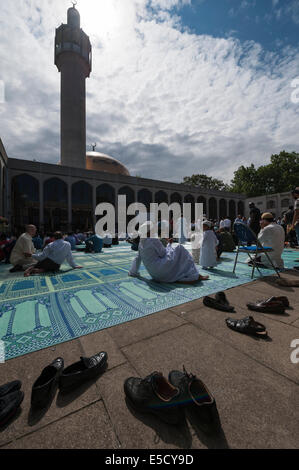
[24,231,82,277]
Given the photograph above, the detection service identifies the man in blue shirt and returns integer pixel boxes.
[65,232,77,250]
[85,234,103,253]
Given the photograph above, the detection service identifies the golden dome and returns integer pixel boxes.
[86,151,130,176]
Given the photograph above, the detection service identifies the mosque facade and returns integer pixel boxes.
[0,5,245,234]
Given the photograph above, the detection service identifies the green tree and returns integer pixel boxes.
[230,151,299,197]
[182,174,230,191]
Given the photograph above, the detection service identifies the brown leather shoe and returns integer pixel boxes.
[247,299,285,314]
[267,296,289,308]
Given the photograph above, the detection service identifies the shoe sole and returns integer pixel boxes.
[125,395,181,425]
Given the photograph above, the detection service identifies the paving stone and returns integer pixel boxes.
[3,401,119,449]
[122,324,299,449]
[79,328,127,369]
[184,304,299,383]
[96,363,203,449]
[107,309,186,348]
[0,339,100,445]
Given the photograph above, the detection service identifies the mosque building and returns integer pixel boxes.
[0,4,245,234]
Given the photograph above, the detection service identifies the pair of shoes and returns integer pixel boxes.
[124,368,216,426]
[0,380,24,427]
[226,316,268,337]
[247,296,289,314]
[9,265,23,273]
[203,292,235,312]
[31,352,108,408]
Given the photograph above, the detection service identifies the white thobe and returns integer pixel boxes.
[129,238,199,282]
[258,223,285,269]
[10,232,37,268]
[200,230,219,268]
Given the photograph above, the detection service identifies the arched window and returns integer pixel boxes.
[229,200,236,219]
[170,193,182,205]
[155,191,168,204]
[138,189,152,211]
[96,184,115,206]
[197,196,207,216]
[72,181,92,231]
[11,174,39,232]
[118,186,135,228]
[281,199,290,208]
[44,178,68,233]
[266,200,275,209]
[208,197,217,220]
[219,199,227,219]
[184,194,195,221]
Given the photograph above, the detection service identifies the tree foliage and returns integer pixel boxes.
[182,174,230,191]
[183,151,299,197]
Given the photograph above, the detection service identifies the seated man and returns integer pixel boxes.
[85,233,103,253]
[64,232,77,250]
[23,231,82,277]
[129,222,209,284]
[217,227,236,252]
[248,212,285,269]
[9,225,37,272]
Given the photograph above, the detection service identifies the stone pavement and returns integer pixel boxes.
[0,269,298,449]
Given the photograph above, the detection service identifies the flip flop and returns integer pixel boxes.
[226,316,267,337]
[275,279,299,287]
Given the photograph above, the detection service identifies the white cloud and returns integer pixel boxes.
[0,0,298,184]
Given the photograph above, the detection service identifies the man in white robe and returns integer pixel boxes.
[256,213,285,269]
[9,225,38,272]
[200,220,219,269]
[128,222,208,283]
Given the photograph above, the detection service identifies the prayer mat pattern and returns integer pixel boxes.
[0,243,297,360]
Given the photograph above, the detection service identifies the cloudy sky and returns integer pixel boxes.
[0,0,299,183]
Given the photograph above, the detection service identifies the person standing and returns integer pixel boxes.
[9,225,37,272]
[200,220,219,269]
[291,188,299,247]
[248,202,261,236]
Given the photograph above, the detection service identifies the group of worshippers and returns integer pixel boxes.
[7,194,295,282]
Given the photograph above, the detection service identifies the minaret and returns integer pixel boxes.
[55,3,92,168]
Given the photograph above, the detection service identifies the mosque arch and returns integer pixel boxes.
[219,199,227,219]
[44,178,68,233]
[96,183,115,206]
[71,180,92,231]
[208,197,217,220]
[229,200,236,219]
[11,174,39,232]
[197,196,207,215]
[155,191,168,204]
[237,201,244,216]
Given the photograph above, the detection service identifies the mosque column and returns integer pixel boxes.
[92,183,96,231]
[39,178,44,232]
[67,181,72,232]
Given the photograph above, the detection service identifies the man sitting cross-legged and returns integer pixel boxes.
[24,231,82,277]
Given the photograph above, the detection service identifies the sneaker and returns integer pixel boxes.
[0,391,24,427]
[124,371,181,424]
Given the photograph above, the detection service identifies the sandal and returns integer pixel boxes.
[226,316,267,337]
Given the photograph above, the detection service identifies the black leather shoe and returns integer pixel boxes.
[0,391,24,427]
[31,357,64,409]
[59,352,108,392]
[0,380,22,398]
[124,371,181,424]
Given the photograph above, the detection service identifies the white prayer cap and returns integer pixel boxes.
[202,219,212,228]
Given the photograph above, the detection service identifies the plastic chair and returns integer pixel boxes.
[233,223,281,279]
